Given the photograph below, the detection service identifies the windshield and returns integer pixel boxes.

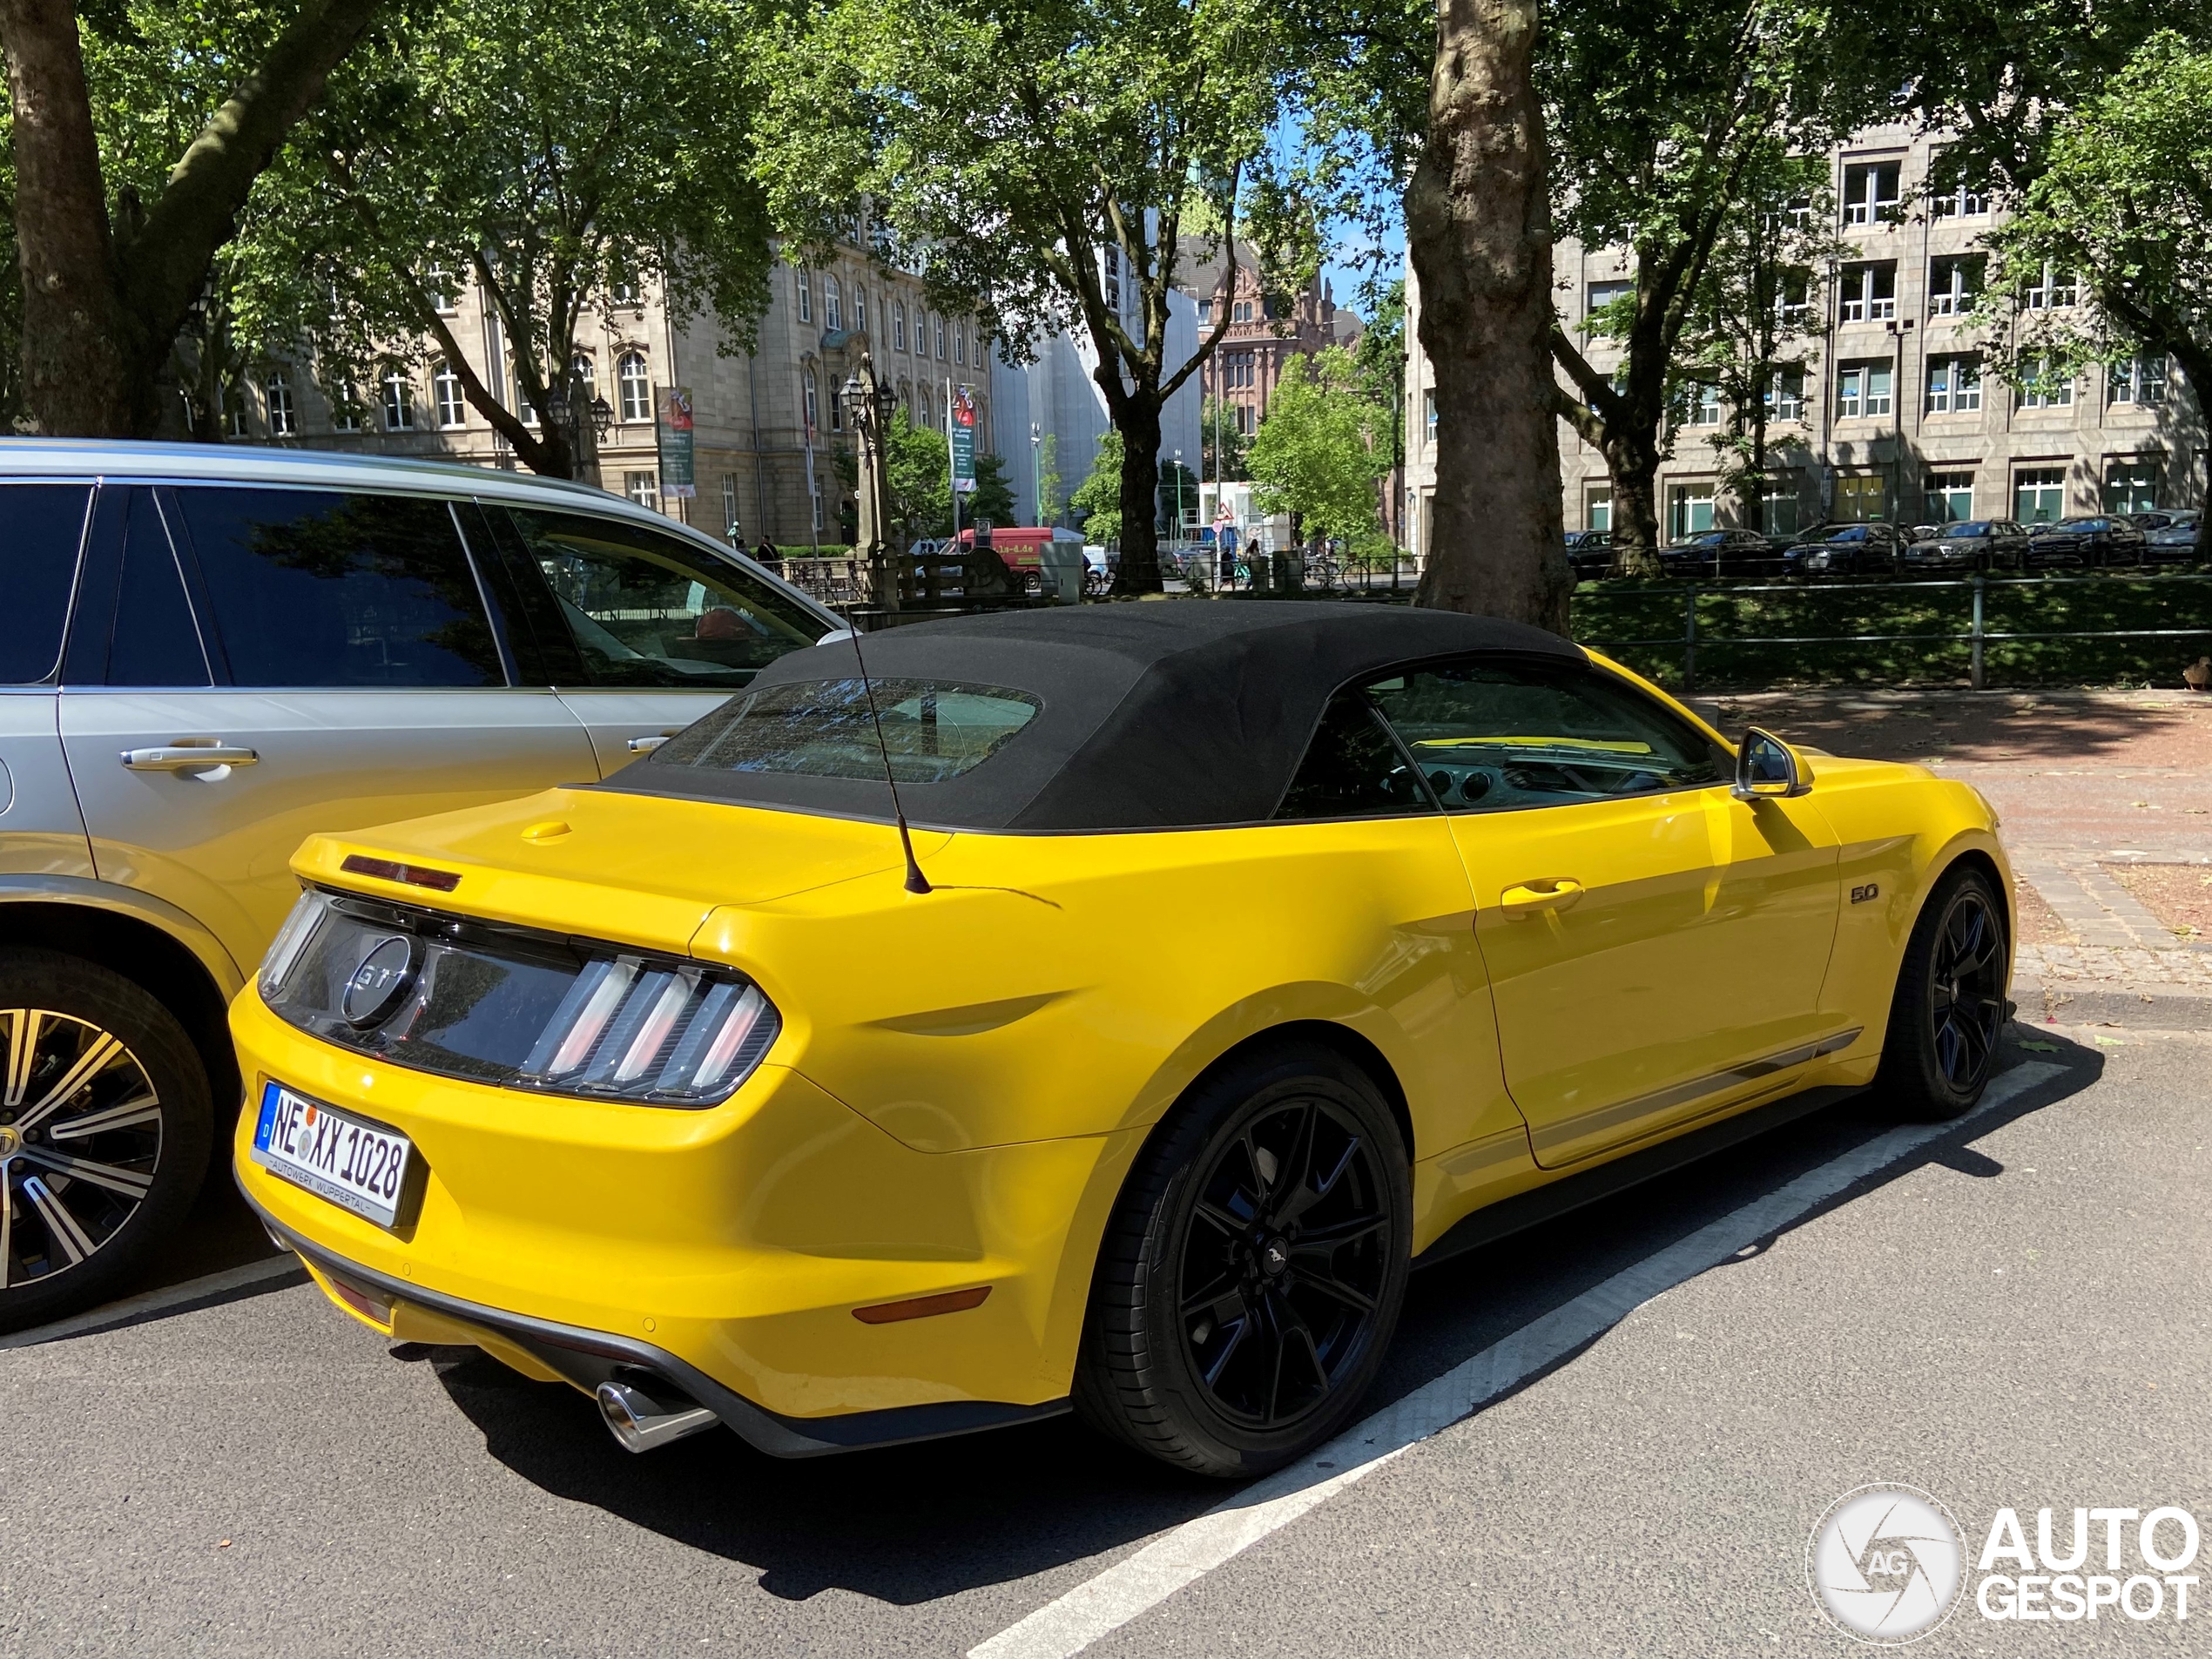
[1940,523,1991,537]
[653,678,1042,785]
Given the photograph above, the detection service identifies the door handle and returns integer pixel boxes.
[1500,878,1584,919]
[120,743,260,772]
[625,732,677,754]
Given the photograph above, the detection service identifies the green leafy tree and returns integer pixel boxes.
[1543,0,1883,570]
[1973,34,2212,447]
[0,0,381,436]
[1068,426,1123,547]
[1350,277,1406,542]
[755,0,1306,593]
[1247,347,1389,543]
[1034,431,1062,524]
[1199,395,1249,483]
[969,452,1017,529]
[236,0,773,478]
[885,410,951,538]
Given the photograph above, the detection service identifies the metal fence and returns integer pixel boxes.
[1578,571,2212,691]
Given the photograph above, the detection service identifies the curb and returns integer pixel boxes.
[2014,979,2212,1031]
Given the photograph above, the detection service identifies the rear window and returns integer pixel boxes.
[655,678,1040,784]
[0,483,92,683]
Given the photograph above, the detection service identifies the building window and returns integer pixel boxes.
[1837,363,1892,419]
[1586,487,1611,533]
[2102,461,2161,514]
[328,381,362,433]
[1197,299,1212,324]
[617,351,651,422]
[265,372,297,437]
[2110,355,2169,406]
[1766,368,1804,422]
[1928,156,1990,219]
[610,271,640,307]
[2023,264,2077,310]
[1842,159,1902,226]
[1585,280,1633,322]
[1776,273,1811,330]
[1761,482,1801,537]
[823,274,841,331]
[381,368,415,431]
[625,470,659,512]
[1925,471,1975,523]
[2017,359,2074,410]
[1839,262,1897,323]
[803,368,819,434]
[1667,483,1715,539]
[1103,246,1121,309]
[516,374,539,426]
[431,360,466,428]
[1684,381,1723,427]
[723,473,741,541]
[852,287,866,334]
[1925,355,1982,415]
[1423,388,1437,441]
[1239,403,1255,436]
[1837,475,1886,523]
[934,316,946,360]
[1927,257,1982,318]
[954,323,967,367]
[427,266,457,314]
[2014,468,2067,523]
[223,385,248,438]
[797,268,812,322]
[894,302,907,353]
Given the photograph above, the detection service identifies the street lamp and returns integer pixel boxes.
[840,354,901,606]
[1030,421,1042,527]
[1172,447,1185,543]
[1885,316,1915,523]
[590,394,614,441]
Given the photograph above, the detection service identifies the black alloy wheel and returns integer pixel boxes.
[0,950,213,1332]
[1076,1043,1411,1477]
[1877,866,2011,1121]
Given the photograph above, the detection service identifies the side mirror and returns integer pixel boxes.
[1734,726,1813,799]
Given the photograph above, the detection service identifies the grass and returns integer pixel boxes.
[1570,570,2212,691]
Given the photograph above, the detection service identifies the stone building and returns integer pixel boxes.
[1402,124,2206,557]
[1177,240,1363,440]
[225,242,996,551]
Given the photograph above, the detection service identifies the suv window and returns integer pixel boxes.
[0,483,93,684]
[500,508,823,689]
[170,487,501,687]
[1366,658,1729,812]
[107,489,212,686]
[1275,691,1435,820]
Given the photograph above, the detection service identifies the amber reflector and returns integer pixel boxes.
[851,1286,992,1325]
[341,854,462,893]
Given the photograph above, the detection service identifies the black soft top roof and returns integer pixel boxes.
[608,601,1585,833]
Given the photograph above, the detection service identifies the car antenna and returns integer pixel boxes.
[846,627,932,894]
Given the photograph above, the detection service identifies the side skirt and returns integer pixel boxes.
[1413,1082,1868,1271]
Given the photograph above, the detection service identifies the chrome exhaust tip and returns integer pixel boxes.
[596,1377,720,1453]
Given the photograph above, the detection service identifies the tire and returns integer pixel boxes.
[1874,866,2010,1121]
[0,949,214,1332]
[1074,1042,1412,1478]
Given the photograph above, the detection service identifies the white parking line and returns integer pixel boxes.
[969,1061,2065,1659]
[0,1253,305,1352]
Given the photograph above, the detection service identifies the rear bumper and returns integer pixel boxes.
[243,1184,1070,1458]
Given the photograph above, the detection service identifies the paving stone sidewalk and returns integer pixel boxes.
[1689,686,2212,1028]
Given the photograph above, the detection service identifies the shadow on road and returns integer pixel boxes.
[424,1030,2103,1604]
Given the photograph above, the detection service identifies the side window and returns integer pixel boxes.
[169,488,501,687]
[1275,691,1435,821]
[108,490,212,687]
[1366,657,1728,812]
[0,482,93,684]
[500,508,825,689]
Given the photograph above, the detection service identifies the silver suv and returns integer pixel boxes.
[0,441,844,1329]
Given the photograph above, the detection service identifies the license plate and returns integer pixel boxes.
[252,1081,415,1229]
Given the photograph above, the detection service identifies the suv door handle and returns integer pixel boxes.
[1500,878,1584,919]
[121,744,260,771]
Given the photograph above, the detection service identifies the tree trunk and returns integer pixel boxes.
[0,0,135,434]
[1405,0,1568,631]
[1606,439,1662,568]
[1110,392,1163,595]
[1,0,381,436]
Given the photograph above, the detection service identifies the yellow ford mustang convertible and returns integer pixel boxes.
[232,604,2011,1475]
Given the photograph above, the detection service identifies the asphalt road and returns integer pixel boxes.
[3,1022,2204,1658]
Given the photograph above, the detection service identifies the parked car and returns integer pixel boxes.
[2144,520,2206,563]
[1655,528,1777,578]
[1783,523,1905,576]
[1564,529,1615,579]
[233,602,2012,1474]
[0,441,846,1330]
[2124,509,2198,535]
[2033,515,2148,568]
[1903,520,2032,572]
